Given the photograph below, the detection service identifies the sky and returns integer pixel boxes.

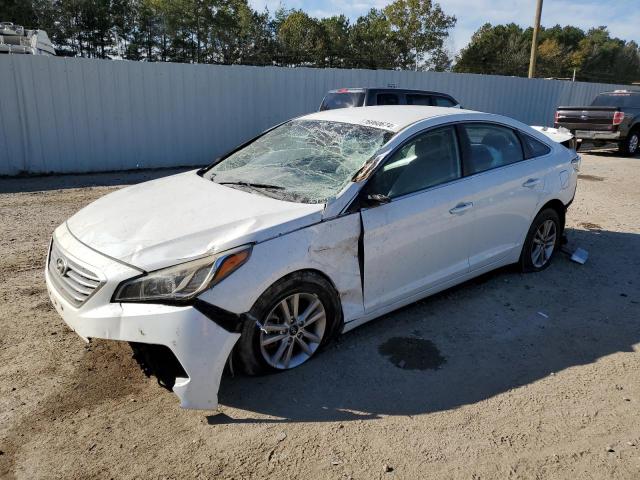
[248,0,640,54]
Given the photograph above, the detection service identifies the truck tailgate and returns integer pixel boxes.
[555,106,617,131]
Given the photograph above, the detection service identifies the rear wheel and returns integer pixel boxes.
[620,129,639,156]
[519,208,561,273]
[235,271,341,375]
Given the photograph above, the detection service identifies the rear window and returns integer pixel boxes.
[591,93,640,108]
[319,92,365,111]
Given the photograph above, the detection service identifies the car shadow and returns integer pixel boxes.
[210,227,640,424]
[0,167,196,194]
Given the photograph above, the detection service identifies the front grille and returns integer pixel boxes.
[48,242,103,306]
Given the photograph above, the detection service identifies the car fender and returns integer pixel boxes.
[198,213,364,324]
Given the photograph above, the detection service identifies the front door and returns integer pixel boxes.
[360,125,475,312]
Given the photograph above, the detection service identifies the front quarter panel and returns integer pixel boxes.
[199,213,364,323]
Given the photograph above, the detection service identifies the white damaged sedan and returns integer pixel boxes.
[46,106,580,409]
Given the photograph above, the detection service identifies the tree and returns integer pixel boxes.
[1,0,38,27]
[424,46,452,71]
[319,15,350,68]
[200,0,272,65]
[455,23,640,83]
[276,10,324,66]
[10,0,637,83]
[349,9,397,69]
[384,0,455,70]
[536,38,566,78]
[454,23,530,76]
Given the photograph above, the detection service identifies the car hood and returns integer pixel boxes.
[66,170,324,270]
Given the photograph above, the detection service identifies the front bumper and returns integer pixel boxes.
[46,224,240,410]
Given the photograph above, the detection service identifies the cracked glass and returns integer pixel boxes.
[206,120,393,203]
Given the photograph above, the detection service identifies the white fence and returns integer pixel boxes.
[0,56,630,176]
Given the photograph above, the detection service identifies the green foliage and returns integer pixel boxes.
[384,0,455,70]
[277,10,324,65]
[4,0,456,70]
[349,8,399,69]
[454,23,640,84]
[6,1,638,83]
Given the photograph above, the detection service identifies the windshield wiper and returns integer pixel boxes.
[217,181,285,190]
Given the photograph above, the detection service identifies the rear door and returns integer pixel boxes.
[360,125,474,311]
[457,123,547,270]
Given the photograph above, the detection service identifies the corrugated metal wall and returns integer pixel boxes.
[0,55,631,175]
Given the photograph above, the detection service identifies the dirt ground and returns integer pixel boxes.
[1,153,639,480]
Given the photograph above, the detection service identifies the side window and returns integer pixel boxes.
[459,123,524,175]
[377,93,400,105]
[520,134,551,158]
[433,96,455,107]
[368,126,462,198]
[406,94,432,106]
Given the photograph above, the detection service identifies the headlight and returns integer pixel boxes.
[113,246,251,303]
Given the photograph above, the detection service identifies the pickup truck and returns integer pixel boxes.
[554,90,640,156]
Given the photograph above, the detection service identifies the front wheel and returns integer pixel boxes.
[620,130,639,156]
[235,271,341,375]
[519,208,561,273]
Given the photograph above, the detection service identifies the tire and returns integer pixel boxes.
[519,208,561,273]
[235,271,341,375]
[620,129,639,157]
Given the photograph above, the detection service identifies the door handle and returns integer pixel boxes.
[449,202,473,215]
[522,178,541,188]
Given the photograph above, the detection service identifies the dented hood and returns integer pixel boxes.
[66,170,323,270]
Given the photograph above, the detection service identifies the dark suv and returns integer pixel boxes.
[319,88,461,111]
[554,90,640,156]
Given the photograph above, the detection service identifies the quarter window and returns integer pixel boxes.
[459,123,524,175]
[521,134,551,158]
[368,126,462,198]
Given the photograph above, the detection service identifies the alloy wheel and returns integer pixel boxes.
[531,219,557,268]
[259,293,327,369]
[629,134,639,154]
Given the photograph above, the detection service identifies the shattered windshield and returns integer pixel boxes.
[206,120,393,203]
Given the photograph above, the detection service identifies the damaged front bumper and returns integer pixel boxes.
[45,224,241,410]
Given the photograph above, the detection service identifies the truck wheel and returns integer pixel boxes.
[620,129,639,156]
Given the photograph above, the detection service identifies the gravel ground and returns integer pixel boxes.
[1,153,639,479]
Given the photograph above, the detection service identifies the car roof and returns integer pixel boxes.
[300,105,476,133]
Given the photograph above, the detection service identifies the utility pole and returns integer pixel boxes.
[528,0,543,78]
